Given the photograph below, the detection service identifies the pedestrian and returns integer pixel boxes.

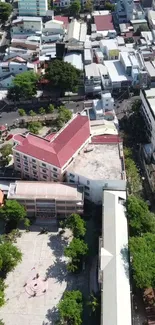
[36,273,39,278]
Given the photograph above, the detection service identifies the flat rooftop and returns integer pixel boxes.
[8,182,83,201]
[68,143,123,180]
[104,60,130,83]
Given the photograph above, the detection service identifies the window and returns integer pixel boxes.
[32,159,36,163]
[19,68,23,71]
[53,173,57,178]
[24,161,28,166]
[24,167,28,172]
[70,179,75,183]
[43,175,47,179]
[42,169,46,173]
[17,164,21,168]
[53,167,57,171]
[23,155,28,160]
[15,152,20,156]
[33,171,37,175]
[85,185,90,191]
[70,173,75,178]
[42,163,46,167]
[32,165,36,169]
[16,158,20,162]
[87,180,90,185]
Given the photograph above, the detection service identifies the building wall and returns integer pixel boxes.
[0,62,35,77]
[18,0,48,16]
[66,170,126,204]
[140,90,155,148]
[0,75,14,88]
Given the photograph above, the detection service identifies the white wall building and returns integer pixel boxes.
[92,93,115,120]
[18,0,48,16]
[140,88,155,149]
[0,61,37,78]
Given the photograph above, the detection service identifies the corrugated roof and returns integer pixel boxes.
[101,190,131,325]
[13,115,90,168]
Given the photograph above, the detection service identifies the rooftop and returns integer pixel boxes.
[68,142,123,181]
[64,52,83,70]
[104,60,130,83]
[13,115,90,169]
[100,190,131,325]
[54,16,68,28]
[7,181,83,201]
[94,14,114,31]
[145,61,155,77]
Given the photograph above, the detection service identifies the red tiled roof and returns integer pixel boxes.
[14,115,90,168]
[54,16,69,28]
[91,134,122,144]
[94,14,114,31]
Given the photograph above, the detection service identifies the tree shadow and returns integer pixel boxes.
[46,257,68,283]
[120,246,130,279]
[47,233,69,259]
[45,307,59,325]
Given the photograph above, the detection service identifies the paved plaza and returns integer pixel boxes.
[0,227,81,325]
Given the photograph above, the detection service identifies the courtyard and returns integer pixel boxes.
[0,227,88,325]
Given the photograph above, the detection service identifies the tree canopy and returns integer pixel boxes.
[84,0,93,12]
[129,233,155,288]
[46,60,80,95]
[28,121,42,134]
[65,214,86,238]
[0,2,12,23]
[58,290,83,325]
[0,241,22,275]
[69,0,81,15]
[0,200,26,229]
[127,195,155,236]
[0,144,12,158]
[65,238,88,272]
[8,71,39,100]
[124,148,141,194]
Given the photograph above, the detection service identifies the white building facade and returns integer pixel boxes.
[18,0,48,16]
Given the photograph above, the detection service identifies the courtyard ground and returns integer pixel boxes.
[0,226,88,325]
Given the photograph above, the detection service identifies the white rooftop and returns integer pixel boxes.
[145,61,155,77]
[8,181,83,201]
[64,52,83,71]
[100,39,118,50]
[101,189,131,325]
[104,60,129,82]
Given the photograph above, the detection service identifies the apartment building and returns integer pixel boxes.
[140,88,155,149]
[0,61,37,77]
[7,181,84,219]
[11,17,43,35]
[18,0,48,16]
[13,115,90,182]
[116,0,134,22]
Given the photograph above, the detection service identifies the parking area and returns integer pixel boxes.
[0,227,87,325]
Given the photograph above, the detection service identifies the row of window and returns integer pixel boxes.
[17,154,58,171]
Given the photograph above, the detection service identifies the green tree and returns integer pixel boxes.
[127,195,155,236]
[65,238,88,272]
[24,218,30,231]
[129,233,155,288]
[0,2,12,23]
[0,319,5,325]
[29,110,36,117]
[18,109,26,116]
[104,2,115,11]
[0,144,12,159]
[46,60,80,95]
[84,0,93,12]
[28,121,42,134]
[65,214,86,238]
[0,241,22,275]
[58,290,83,325]
[124,148,141,194]
[48,104,54,113]
[0,200,26,229]
[39,107,45,115]
[8,71,39,100]
[0,280,5,307]
[131,99,141,113]
[69,0,81,15]
[87,293,100,315]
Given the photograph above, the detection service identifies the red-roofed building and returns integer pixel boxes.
[94,14,114,31]
[13,115,90,181]
[54,16,69,29]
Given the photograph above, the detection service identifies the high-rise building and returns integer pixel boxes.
[116,0,134,22]
[18,0,48,16]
